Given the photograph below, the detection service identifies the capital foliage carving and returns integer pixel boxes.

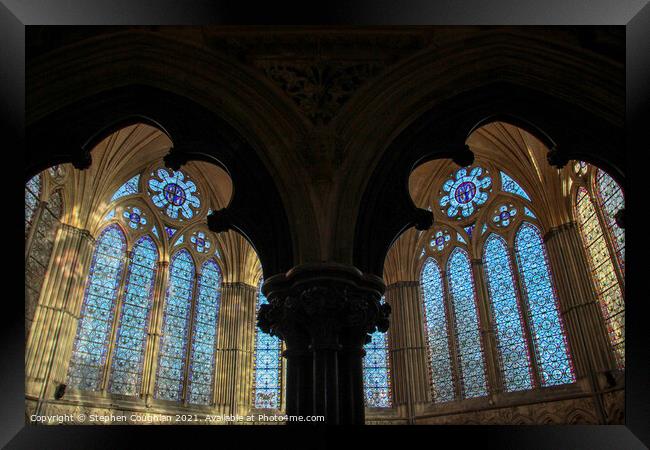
[258,267,389,349]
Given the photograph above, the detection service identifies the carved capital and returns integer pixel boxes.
[452,144,475,168]
[258,264,388,350]
[547,146,569,169]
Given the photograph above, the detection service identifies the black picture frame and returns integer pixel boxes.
[5,1,648,448]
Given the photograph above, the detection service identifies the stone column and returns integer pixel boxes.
[25,223,95,411]
[545,222,619,424]
[142,260,168,403]
[544,222,617,376]
[385,281,430,423]
[471,259,503,396]
[213,282,257,417]
[258,263,389,425]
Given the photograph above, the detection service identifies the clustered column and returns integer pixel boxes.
[385,281,430,422]
[25,223,95,413]
[258,263,389,425]
[213,282,257,417]
[544,222,619,423]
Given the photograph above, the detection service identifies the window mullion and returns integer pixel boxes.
[590,187,625,289]
[101,250,132,392]
[441,270,462,401]
[509,244,541,389]
[181,268,201,405]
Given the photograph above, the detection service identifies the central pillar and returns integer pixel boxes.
[258,263,389,424]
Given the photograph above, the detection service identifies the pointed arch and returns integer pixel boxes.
[109,234,159,396]
[447,248,488,399]
[499,171,531,201]
[67,224,127,391]
[253,277,283,409]
[155,248,196,401]
[420,257,455,402]
[483,233,533,392]
[187,258,222,405]
[110,173,141,202]
[514,222,575,386]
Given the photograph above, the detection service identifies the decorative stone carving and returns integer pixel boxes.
[547,146,569,169]
[258,60,385,125]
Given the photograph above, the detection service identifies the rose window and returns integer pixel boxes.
[148,169,201,220]
[440,167,491,219]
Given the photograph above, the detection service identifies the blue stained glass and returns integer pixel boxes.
[109,236,158,396]
[457,233,467,244]
[514,223,575,387]
[103,209,116,222]
[111,174,140,202]
[67,224,126,391]
[447,248,488,398]
[25,174,41,236]
[500,171,531,201]
[187,259,221,405]
[483,235,533,392]
[165,226,177,238]
[152,226,159,237]
[253,279,282,409]
[421,258,455,402]
[524,207,537,219]
[122,206,147,230]
[148,169,201,220]
[481,224,487,235]
[492,204,518,228]
[440,167,491,219]
[174,235,184,246]
[155,249,195,401]
[464,224,475,240]
[430,230,451,251]
[190,231,212,253]
[363,296,392,408]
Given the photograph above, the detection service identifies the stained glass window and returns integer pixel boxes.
[457,233,467,244]
[253,279,283,409]
[109,235,158,396]
[483,234,533,392]
[421,258,455,402]
[595,169,625,271]
[103,209,116,222]
[165,226,177,239]
[187,259,222,405]
[122,206,147,230]
[447,248,488,398]
[363,296,392,408]
[576,187,625,367]
[440,167,491,219]
[25,174,41,237]
[500,171,531,201]
[430,230,451,251]
[111,174,140,202]
[492,204,517,228]
[68,225,127,391]
[514,223,575,386]
[148,169,201,220]
[190,231,212,253]
[524,206,537,219]
[464,224,476,240]
[155,249,195,401]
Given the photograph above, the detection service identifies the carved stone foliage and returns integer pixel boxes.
[257,60,385,125]
[258,265,389,349]
[417,397,600,425]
